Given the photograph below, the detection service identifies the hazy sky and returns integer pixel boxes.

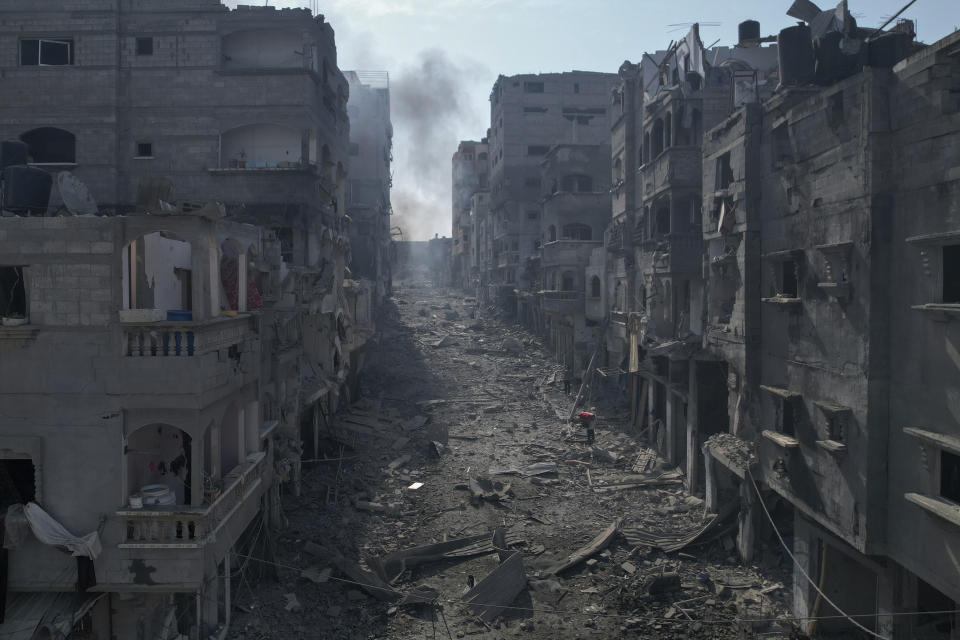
[229,1,957,240]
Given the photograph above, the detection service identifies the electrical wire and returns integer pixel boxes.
[231,551,960,627]
[747,469,885,638]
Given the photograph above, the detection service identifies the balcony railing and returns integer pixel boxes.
[121,315,255,357]
[118,451,267,547]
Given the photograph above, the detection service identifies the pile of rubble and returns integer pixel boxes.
[229,282,797,639]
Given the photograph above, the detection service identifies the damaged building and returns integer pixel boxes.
[0,2,384,639]
[452,3,960,638]
[485,71,618,313]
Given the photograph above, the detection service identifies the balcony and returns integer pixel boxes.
[541,290,583,314]
[640,146,701,198]
[122,315,256,357]
[118,451,268,548]
[638,232,703,273]
[541,240,602,268]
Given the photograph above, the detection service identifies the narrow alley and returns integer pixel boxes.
[231,270,795,639]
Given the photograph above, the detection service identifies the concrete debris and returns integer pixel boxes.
[428,440,450,457]
[387,454,411,470]
[546,518,622,575]
[406,481,424,490]
[300,566,331,584]
[466,476,513,503]
[645,572,683,595]
[488,461,558,477]
[461,551,527,623]
[283,593,301,613]
[369,529,524,583]
[303,541,400,602]
[501,336,523,354]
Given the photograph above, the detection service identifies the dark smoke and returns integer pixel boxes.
[390,49,487,240]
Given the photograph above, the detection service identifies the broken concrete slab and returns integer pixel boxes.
[387,454,411,470]
[461,551,527,623]
[645,572,682,595]
[545,518,622,575]
[369,530,524,583]
[283,593,302,612]
[467,476,512,503]
[488,461,558,477]
[304,541,400,602]
[301,566,331,584]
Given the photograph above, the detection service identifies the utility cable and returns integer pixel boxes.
[231,552,960,627]
[746,469,885,639]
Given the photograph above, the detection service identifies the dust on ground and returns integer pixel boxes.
[231,278,799,639]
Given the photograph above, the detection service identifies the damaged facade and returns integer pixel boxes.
[454,5,960,637]
[0,2,388,639]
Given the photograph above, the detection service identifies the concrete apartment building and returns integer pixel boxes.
[450,140,488,291]
[537,143,610,372]
[696,18,960,638]
[0,2,370,638]
[452,9,960,638]
[344,70,393,381]
[486,71,618,312]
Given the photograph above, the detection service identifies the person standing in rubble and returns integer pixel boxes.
[576,410,597,444]
[563,363,575,395]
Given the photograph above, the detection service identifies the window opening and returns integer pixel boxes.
[780,259,798,297]
[136,37,154,56]
[715,152,734,190]
[943,245,960,304]
[523,81,544,93]
[561,272,575,291]
[0,459,36,511]
[0,267,27,319]
[20,39,74,66]
[827,414,844,442]
[561,223,592,241]
[527,145,549,156]
[590,276,601,298]
[781,400,795,437]
[573,83,580,93]
[20,127,76,164]
[941,450,960,503]
[526,210,538,220]
[136,142,153,158]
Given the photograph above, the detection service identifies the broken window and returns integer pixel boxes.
[715,152,734,191]
[527,145,549,156]
[20,38,74,66]
[943,245,960,304]
[0,459,36,511]
[136,141,153,158]
[651,119,665,157]
[0,266,27,320]
[941,450,960,503]
[20,127,76,164]
[779,259,799,298]
[136,37,154,56]
[561,223,592,241]
[523,81,544,93]
[590,275,601,298]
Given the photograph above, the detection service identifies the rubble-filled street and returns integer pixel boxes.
[232,275,795,639]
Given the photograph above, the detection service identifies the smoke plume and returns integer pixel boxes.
[390,49,487,240]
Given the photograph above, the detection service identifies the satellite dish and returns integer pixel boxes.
[57,171,98,216]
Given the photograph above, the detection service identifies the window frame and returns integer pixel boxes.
[134,141,154,159]
[20,38,74,66]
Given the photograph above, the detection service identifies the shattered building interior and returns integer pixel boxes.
[0,0,958,639]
